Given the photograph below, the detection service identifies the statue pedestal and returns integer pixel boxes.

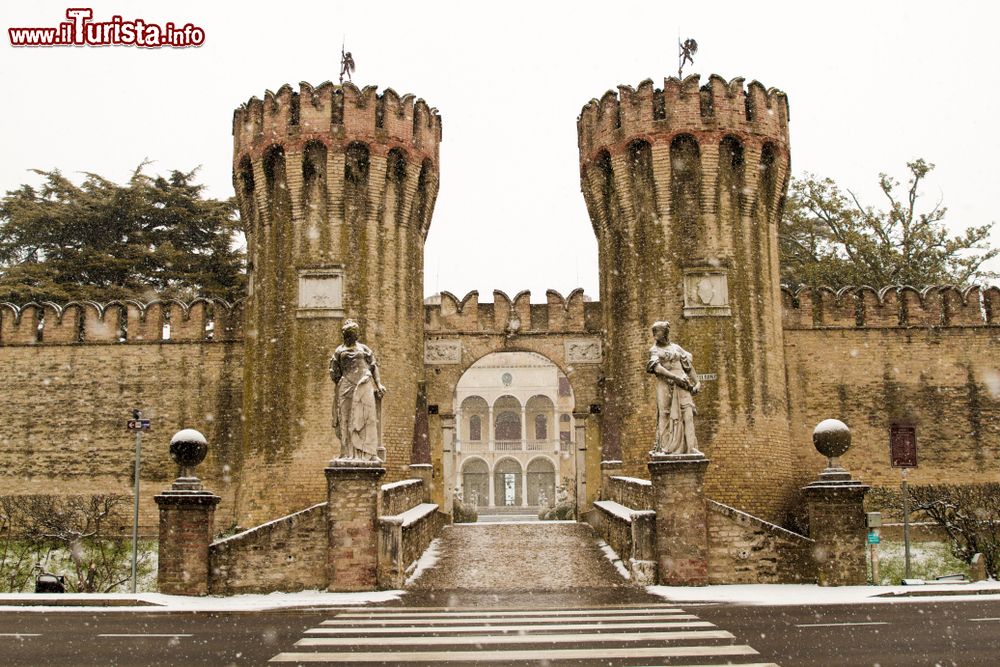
[154,477,220,596]
[648,452,710,585]
[325,459,386,591]
[804,467,869,586]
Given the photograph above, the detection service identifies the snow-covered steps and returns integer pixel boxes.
[404,521,632,591]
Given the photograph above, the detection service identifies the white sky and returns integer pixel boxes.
[3,1,998,300]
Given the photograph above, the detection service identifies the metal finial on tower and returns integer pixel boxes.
[678,38,698,78]
[340,39,356,84]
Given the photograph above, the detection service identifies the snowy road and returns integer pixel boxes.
[1,596,1000,665]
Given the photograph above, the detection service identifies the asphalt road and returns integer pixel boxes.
[1,596,998,666]
[693,597,1000,666]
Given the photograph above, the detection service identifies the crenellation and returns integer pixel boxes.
[233,82,441,165]
[780,285,996,329]
[170,300,208,341]
[858,287,896,328]
[985,286,1000,324]
[578,74,788,162]
[0,298,246,346]
[80,301,119,342]
[41,302,79,343]
[942,285,985,326]
[424,289,593,334]
[815,287,858,328]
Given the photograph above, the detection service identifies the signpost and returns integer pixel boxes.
[890,424,917,580]
[867,511,882,584]
[126,410,151,594]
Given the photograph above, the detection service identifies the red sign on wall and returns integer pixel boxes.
[890,424,917,468]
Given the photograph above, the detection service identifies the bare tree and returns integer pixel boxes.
[0,495,147,593]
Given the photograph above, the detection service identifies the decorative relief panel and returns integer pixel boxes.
[424,339,462,364]
[683,270,731,317]
[296,267,345,318]
[565,339,602,364]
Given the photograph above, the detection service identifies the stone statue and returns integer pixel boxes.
[329,319,386,460]
[538,489,548,508]
[555,485,568,504]
[647,320,701,455]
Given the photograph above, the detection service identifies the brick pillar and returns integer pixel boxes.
[804,466,869,586]
[409,463,432,503]
[154,478,220,596]
[326,459,386,591]
[600,460,622,500]
[648,453,710,585]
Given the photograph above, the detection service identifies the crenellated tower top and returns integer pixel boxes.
[577,74,788,161]
[232,81,442,164]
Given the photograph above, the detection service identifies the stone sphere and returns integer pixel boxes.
[812,419,851,458]
[169,429,208,468]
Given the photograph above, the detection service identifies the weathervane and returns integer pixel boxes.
[340,39,355,84]
[678,38,698,78]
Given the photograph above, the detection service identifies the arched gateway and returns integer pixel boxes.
[449,351,577,515]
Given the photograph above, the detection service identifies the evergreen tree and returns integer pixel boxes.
[0,164,244,303]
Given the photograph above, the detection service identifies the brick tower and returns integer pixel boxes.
[232,82,441,525]
[577,74,794,521]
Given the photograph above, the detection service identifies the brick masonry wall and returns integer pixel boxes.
[0,339,242,533]
[606,475,653,510]
[381,479,423,516]
[784,327,1000,492]
[208,502,328,595]
[707,499,814,584]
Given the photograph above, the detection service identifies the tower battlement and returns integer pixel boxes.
[232,81,442,162]
[577,74,788,160]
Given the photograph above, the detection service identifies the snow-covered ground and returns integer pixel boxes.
[0,589,401,613]
[648,581,1000,606]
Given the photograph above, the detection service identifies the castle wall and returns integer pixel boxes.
[783,286,1000,492]
[0,300,243,532]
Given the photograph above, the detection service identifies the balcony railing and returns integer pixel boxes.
[457,439,565,453]
[494,439,522,452]
[462,440,488,453]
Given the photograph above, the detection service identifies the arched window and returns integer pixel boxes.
[469,415,482,441]
[534,414,547,440]
[495,412,520,441]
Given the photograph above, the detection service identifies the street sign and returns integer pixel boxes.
[889,423,917,468]
[126,419,151,431]
[868,532,881,545]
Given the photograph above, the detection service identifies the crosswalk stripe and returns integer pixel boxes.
[296,629,735,647]
[319,613,698,626]
[274,604,773,666]
[337,607,683,618]
[305,620,717,635]
[270,644,761,663]
[379,604,681,612]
